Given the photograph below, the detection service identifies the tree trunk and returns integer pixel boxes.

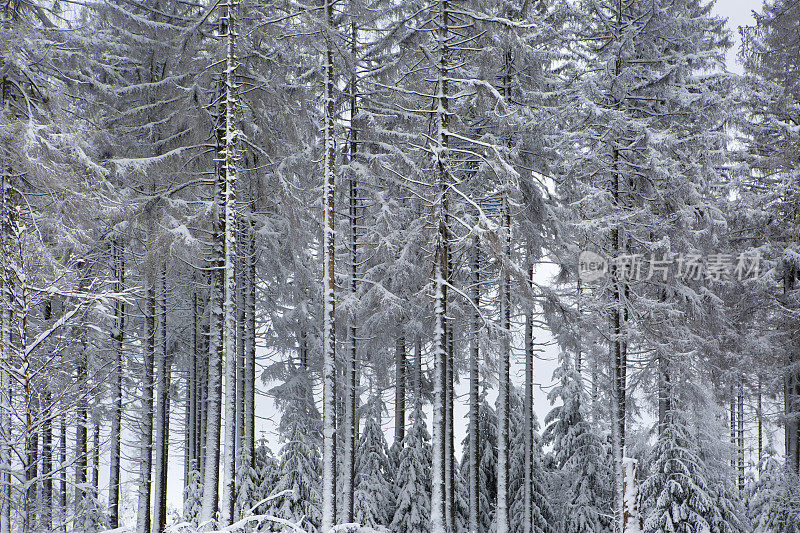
[91,421,99,493]
[468,238,480,533]
[185,287,197,491]
[737,378,744,492]
[496,196,510,533]
[0,69,14,533]
[137,282,156,533]
[198,289,209,481]
[42,391,52,533]
[431,2,450,531]
[610,6,628,529]
[395,337,406,446]
[657,352,670,438]
[730,393,736,471]
[219,0,240,524]
[757,376,763,472]
[321,0,338,525]
[244,216,256,465]
[109,239,124,529]
[523,265,534,533]
[59,409,66,533]
[26,389,39,533]
[153,266,169,533]
[75,347,88,533]
[784,265,800,474]
[236,217,246,464]
[341,58,360,520]
[445,289,455,532]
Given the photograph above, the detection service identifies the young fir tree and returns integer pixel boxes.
[268,359,322,532]
[458,397,498,533]
[641,413,720,533]
[747,447,800,533]
[543,356,613,533]
[509,386,554,533]
[252,440,280,514]
[391,405,432,533]
[353,397,395,529]
[236,439,278,519]
[183,469,203,527]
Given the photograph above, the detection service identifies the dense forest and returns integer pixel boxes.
[1,0,799,531]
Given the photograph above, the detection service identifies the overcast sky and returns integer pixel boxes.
[712,0,762,73]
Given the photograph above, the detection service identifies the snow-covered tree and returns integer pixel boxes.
[543,357,612,533]
[747,448,800,533]
[509,386,554,533]
[353,398,394,529]
[392,406,432,533]
[268,360,322,532]
[642,414,723,533]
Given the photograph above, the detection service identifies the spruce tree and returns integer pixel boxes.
[748,448,800,533]
[391,406,432,533]
[354,398,395,529]
[268,361,322,532]
[509,386,554,533]
[543,356,612,533]
[642,410,743,533]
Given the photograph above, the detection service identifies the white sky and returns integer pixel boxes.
[712,0,761,73]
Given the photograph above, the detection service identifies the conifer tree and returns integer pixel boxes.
[392,406,432,533]
[543,356,612,533]
[353,398,395,529]
[269,360,322,532]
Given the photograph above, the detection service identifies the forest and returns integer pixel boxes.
[1,0,799,532]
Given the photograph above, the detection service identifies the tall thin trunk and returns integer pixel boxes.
[159,372,171,533]
[185,287,197,490]
[201,237,223,526]
[0,68,14,533]
[42,391,52,533]
[59,409,66,533]
[109,239,124,529]
[395,337,406,445]
[610,5,628,529]
[468,238,480,533]
[609,148,627,533]
[730,393,736,471]
[91,421,99,493]
[26,390,39,533]
[244,216,256,465]
[523,265,534,533]
[757,376,763,472]
[657,352,670,437]
[341,45,360,519]
[496,196,511,533]
[75,347,88,533]
[153,266,169,533]
[444,240,454,531]
[197,284,208,481]
[415,337,423,408]
[137,281,156,533]
[218,0,240,519]
[320,0,338,525]
[198,316,209,484]
[576,277,582,373]
[235,213,246,488]
[591,348,599,425]
[737,378,744,492]
[431,2,450,531]
[784,263,800,474]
